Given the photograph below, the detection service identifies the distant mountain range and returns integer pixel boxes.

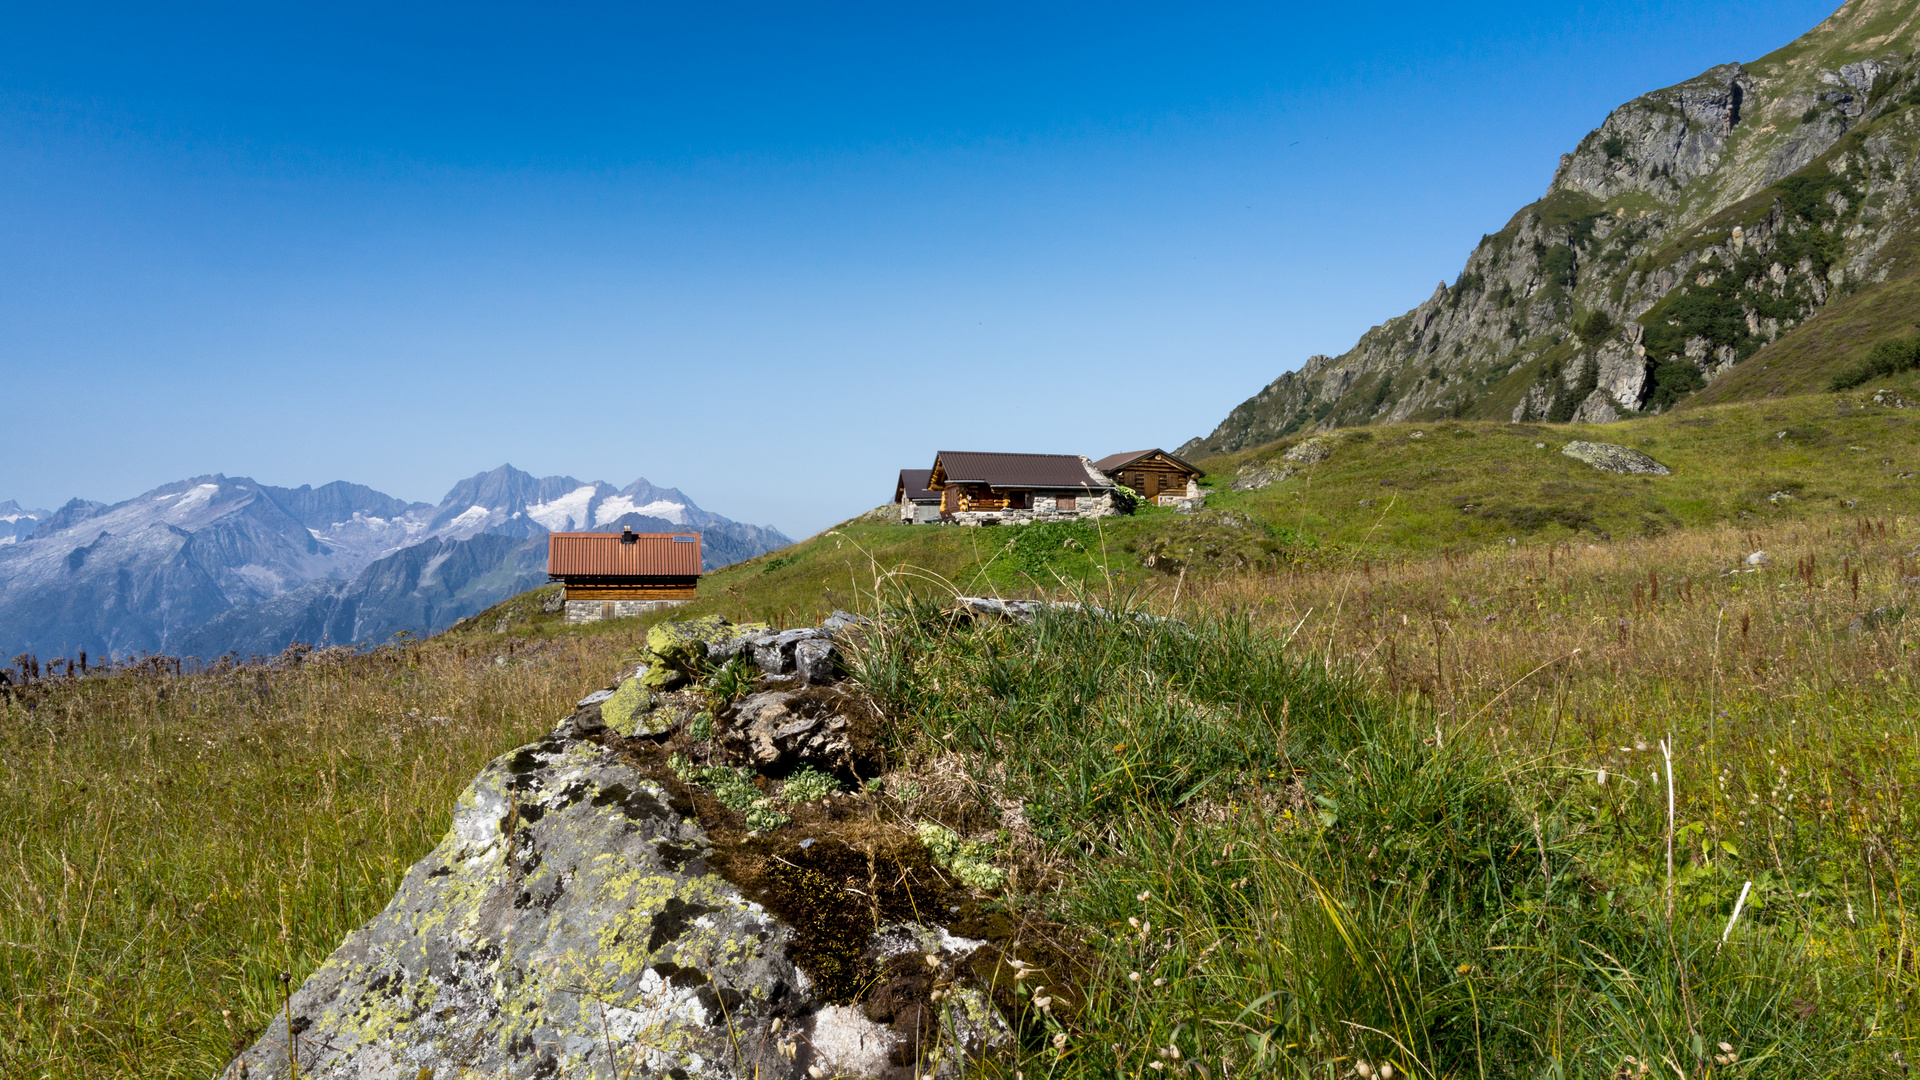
[0,466,791,661]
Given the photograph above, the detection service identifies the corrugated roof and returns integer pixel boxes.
[1092,449,1205,477]
[895,468,939,503]
[931,451,1110,490]
[548,532,702,577]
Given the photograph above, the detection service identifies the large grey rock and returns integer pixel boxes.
[794,637,839,684]
[218,729,990,1080]
[1230,465,1294,491]
[218,735,809,1079]
[748,628,830,676]
[1282,435,1335,465]
[723,686,880,777]
[1560,441,1670,475]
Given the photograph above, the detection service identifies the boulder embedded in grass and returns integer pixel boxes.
[1560,440,1670,475]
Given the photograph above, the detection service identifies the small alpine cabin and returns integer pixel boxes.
[548,527,701,624]
[926,451,1120,525]
[894,468,943,524]
[1093,449,1206,508]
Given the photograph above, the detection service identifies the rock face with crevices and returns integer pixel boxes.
[1560,440,1672,475]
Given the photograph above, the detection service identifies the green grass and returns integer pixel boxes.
[0,636,641,1075]
[849,601,1901,1077]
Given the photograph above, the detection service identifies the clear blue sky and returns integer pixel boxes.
[0,1,1840,537]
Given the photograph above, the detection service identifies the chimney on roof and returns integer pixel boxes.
[621,525,636,544]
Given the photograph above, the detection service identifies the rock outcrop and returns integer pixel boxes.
[1179,1,1920,456]
[222,614,1072,1080]
[1560,441,1672,475]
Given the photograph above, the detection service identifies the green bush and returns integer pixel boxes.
[1649,359,1706,408]
[1573,308,1616,344]
[1828,333,1920,391]
[1541,244,1577,289]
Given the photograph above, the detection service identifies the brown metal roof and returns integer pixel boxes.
[548,532,702,577]
[1092,449,1205,477]
[930,451,1111,490]
[895,468,939,503]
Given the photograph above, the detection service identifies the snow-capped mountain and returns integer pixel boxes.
[426,467,709,539]
[0,500,50,546]
[0,465,791,660]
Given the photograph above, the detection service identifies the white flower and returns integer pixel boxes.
[1137,890,1151,902]
[1052,1033,1069,1050]
[1129,971,1142,982]
[1596,768,1608,785]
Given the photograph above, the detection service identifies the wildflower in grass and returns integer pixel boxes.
[1053,1033,1069,1051]
[1137,889,1151,902]
[1130,971,1142,982]
[1596,768,1608,785]
[1153,977,1166,986]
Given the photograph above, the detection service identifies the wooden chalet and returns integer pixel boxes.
[1092,449,1206,505]
[894,468,943,524]
[547,527,701,624]
[926,451,1118,524]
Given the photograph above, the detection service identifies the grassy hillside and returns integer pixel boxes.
[470,374,1920,646]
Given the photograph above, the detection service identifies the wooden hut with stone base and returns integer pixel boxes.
[1093,449,1206,509]
[927,451,1121,525]
[548,527,701,624]
[894,468,943,524]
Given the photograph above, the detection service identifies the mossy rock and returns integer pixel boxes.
[642,618,776,688]
[600,677,670,736]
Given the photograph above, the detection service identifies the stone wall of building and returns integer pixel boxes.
[900,500,943,524]
[949,490,1121,527]
[565,597,691,625]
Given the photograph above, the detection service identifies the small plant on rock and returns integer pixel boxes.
[781,766,841,803]
[916,822,1007,891]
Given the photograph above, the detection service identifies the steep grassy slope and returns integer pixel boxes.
[1182,0,1920,456]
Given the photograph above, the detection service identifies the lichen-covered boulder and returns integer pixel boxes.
[218,717,1025,1080]
[218,735,811,1080]
[1560,440,1670,475]
[600,677,670,737]
[641,617,773,690]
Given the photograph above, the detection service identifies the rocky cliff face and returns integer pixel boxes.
[1181,0,1920,458]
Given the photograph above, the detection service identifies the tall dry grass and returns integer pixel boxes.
[1195,519,1920,1029]
[0,630,648,1077]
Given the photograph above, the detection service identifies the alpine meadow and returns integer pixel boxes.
[11,2,1920,1078]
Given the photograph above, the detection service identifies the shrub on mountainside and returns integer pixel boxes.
[1829,333,1920,391]
[1648,359,1707,409]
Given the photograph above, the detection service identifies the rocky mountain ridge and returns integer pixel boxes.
[0,466,792,660]
[0,500,49,546]
[1181,0,1920,458]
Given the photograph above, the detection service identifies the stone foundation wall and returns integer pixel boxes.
[565,598,691,625]
[950,491,1121,527]
[901,501,943,524]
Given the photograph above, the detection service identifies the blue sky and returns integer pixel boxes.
[0,1,1840,537]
